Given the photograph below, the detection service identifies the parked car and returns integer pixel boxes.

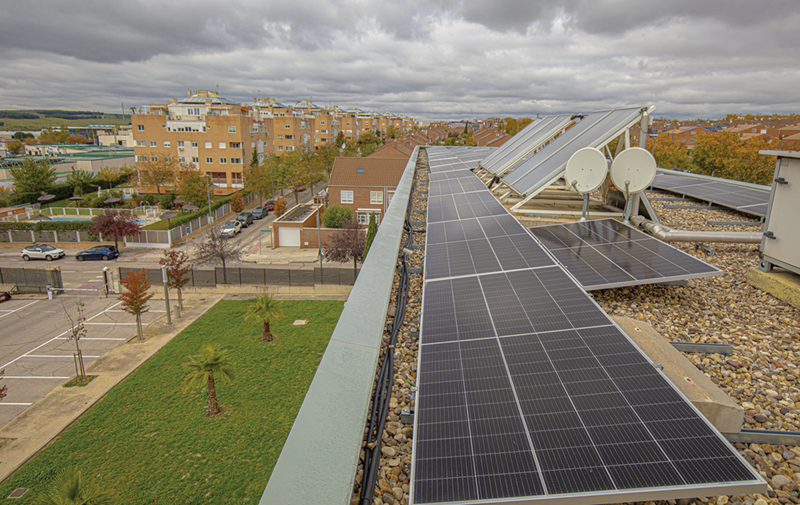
[220,221,242,237]
[21,244,66,261]
[236,212,254,227]
[294,185,306,192]
[252,207,268,219]
[265,200,276,211]
[75,245,119,261]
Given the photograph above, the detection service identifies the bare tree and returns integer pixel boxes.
[194,227,246,284]
[62,299,88,379]
[323,219,365,279]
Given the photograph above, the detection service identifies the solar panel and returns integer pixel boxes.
[479,114,575,176]
[503,108,645,198]
[650,170,770,217]
[528,219,723,290]
[414,147,764,505]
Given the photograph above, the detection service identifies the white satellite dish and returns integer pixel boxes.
[609,147,657,195]
[565,147,608,194]
[565,147,608,222]
[609,147,657,224]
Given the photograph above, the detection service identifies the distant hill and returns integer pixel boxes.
[0,110,126,131]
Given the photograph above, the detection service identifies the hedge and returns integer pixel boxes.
[12,173,131,206]
[0,220,93,232]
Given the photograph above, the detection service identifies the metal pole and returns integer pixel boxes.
[205,175,213,225]
[161,265,172,325]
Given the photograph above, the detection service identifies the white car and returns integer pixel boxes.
[21,244,66,261]
[220,221,242,238]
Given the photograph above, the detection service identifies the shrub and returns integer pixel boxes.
[274,197,287,217]
[322,205,354,228]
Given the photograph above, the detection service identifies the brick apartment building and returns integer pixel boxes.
[131,90,416,191]
[327,157,407,225]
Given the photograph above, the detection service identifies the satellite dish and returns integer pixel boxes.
[565,147,608,194]
[609,147,657,195]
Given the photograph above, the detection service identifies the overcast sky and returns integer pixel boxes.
[1,0,799,122]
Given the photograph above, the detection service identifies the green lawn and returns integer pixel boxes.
[0,299,344,504]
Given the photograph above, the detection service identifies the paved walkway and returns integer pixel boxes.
[0,294,224,482]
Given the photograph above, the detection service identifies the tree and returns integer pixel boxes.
[62,299,88,379]
[36,126,69,145]
[274,197,287,217]
[324,219,365,279]
[194,227,245,284]
[322,204,355,228]
[35,466,114,505]
[118,269,153,342]
[183,343,235,417]
[6,139,24,155]
[244,293,283,341]
[250,149,259,171]
[230,193,244,213]
[12,132,34,141]
[159,249,192,310]
[97,166,121,190]
[648,133,692,171]
[66,168,95,194]
[66,133,90,144]
[244,157,274,207]
[363,212,378,257]
[178,170,208,208]
[9,157,56,194]
[89,209,141,251]
[138,156,178,194]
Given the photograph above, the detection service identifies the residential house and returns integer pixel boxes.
[327,157,407,225]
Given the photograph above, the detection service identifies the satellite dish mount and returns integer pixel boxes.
[565,147,608,223]
[609,147,657,225]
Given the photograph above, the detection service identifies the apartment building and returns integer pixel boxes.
[132,90,416,191]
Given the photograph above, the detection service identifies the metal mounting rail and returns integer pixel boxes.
[669,342,733,354]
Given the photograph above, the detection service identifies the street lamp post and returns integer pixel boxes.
[205,175,213,225]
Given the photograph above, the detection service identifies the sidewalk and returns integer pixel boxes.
[0,294,224,482]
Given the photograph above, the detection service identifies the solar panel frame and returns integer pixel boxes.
[502,108,645,198]
[528,219,723,290]
[650,170,770,217]
[479,115,575,176]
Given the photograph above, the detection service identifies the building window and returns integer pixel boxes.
[231,157,243,164]
[340,190,353,204]
[251,142,255,148]
[387,191,395,204]
[278,146,283,151]
[357,211,379,225]
[277,135,283,140]
[205,141,212,148]
[164,141,171,148]
[177,141,184,147]
[370,191,383,205]
[192,157,199,163]
[320,129,327,134]
[165,156,172,162]
[179,156,186,163]
[284,124,291,129]
[135,155,146,162]
[150,155,158,162]
[229,126,236,133]
[137,125,144,131]
[135,140,145,147]
[205,157,213,164]
[149,141,157,147]
[219,157,227,164]
[285,135,294,140]
[346,122,350,126]
[320,120,325,125]
[191,141,198,148]
[218,142,225,149]
[286,146,294,151]
[230,142,241,148]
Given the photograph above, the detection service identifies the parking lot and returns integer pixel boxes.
[0,295,164,427]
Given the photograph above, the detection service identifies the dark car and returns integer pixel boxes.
[76,245,119,261]
[236,212,254,227]
[265,200,276,211]
[252,207,268,219]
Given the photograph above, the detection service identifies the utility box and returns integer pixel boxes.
[758,150,800,275]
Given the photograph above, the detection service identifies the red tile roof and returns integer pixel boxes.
[329,157,407,187]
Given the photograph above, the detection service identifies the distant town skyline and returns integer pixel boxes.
[1,1,799,122]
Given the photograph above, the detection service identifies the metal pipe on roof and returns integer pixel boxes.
[631,216,762,243]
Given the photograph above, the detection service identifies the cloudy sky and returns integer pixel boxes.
[1,0,799,122]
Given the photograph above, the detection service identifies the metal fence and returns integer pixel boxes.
[0,267,64,293]
[120,265,357,288]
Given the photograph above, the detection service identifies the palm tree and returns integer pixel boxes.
[244,293,284,341]
[35,466,114,505]
[182,344,235,417]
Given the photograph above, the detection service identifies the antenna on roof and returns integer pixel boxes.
[565,147,607,223]
[609,147,657,225]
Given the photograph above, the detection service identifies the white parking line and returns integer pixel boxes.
[55,337,127,341]
[25,355,100,359]
[0,300,40,320]
[4,376,70,379]
[106,309,166,313]
[84,323,139,326]
[0,403,33,406]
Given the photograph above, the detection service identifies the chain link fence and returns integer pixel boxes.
[120,265,357,288]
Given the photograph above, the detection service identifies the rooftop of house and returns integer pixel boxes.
[329,157,407,188]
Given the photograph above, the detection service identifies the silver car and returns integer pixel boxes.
[220,221,241,238]
[21,244,66,261]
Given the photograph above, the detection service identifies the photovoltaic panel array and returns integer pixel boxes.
[412,147,763,505]
[503,107,645,198]
[528,219,722,291]
[650,170,770,217]
[479,114,575,176]
[427,146,496,174]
